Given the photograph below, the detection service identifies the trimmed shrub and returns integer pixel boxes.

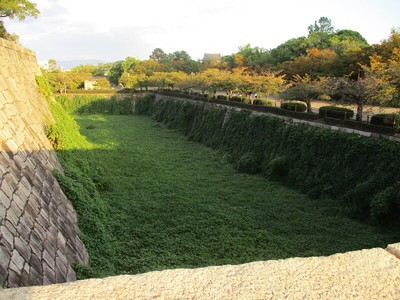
[216,94,228,100]
[319,106,354,120]
[281,101,307,112]
[231,96,245,103]
[254,98,272,106]
[370,113,399,128]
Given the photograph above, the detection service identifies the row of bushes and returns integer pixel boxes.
[157,91,400,133]
[135,94,400,227]
[156,91,320,121]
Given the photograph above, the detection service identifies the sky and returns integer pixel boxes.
[4,0,400,66]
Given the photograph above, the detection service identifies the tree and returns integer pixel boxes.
[150,48,167,63]
[118,72,138,89]
[308,17,334,35]
[280,74,326,113]
[386,49,400,103]
[221,54,245,70]
[282,48,337,79]
[237,44,271,68]
[133,59,164,76]
[363,53,398,105]
[269,37,309,66]
[70,64,97,75]
[329,71,395,121]
[168,50,200,73]
[108,61,125,85]
[0,20,19,41]
[91,77,110,89]
[0,0,39,20]
[255,71,289,100]
[372,28,400,60]
[46,59,59,71]
[0,20,10,39]
[148,71,188,90]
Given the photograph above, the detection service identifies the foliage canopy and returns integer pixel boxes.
[0,0,39,20]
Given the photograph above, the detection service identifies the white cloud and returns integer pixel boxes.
[3,0,400,64]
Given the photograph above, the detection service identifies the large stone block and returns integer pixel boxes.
[14,237,31,263]
[1,225,15,249]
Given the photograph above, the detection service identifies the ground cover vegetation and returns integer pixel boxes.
[49,94,400,279]
[136,94,400,226]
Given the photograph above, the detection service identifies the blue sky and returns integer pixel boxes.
[4,0,400,64]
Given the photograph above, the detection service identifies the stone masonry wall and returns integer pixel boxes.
[0,38,88,288]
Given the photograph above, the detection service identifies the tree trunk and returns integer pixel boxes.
[306,99,312,113]
[356,100,363,121]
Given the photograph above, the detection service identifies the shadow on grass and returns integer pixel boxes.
[56,114,400,279]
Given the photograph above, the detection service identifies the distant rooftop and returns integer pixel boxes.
[203,53,222,62]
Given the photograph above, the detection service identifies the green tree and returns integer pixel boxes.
[237,44,271,68]
[168,50,200,73]
[95,77,111,89]
[118,71,138,89]
[280,74,326,113]
[308,17,334,34]
[0,0,39,20]
[268,37,309,66]
[150,48,168,63]
[46,59,59,71]
[70,64,97,75]
[133,59,164,76]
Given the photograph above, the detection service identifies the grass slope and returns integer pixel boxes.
[63,114,398,277]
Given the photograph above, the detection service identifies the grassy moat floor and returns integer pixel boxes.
[62,114,400,277]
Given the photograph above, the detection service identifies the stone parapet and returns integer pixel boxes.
[1,243,399,299]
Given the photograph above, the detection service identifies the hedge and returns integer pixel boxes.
[56,95,134,115]
[254,98,273,106]
[281,101,307,112]
[319,106,354,120]
[136,94,400,227]
[322,117,397,135]
[231,96,245,102]
[370,113,400,128]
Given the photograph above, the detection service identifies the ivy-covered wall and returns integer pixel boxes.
[136,94,400,226]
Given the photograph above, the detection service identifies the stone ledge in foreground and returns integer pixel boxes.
[1,243,400,300]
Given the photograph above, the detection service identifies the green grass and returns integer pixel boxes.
[59,113,400,277]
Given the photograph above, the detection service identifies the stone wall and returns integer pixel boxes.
[154,94,400,143]
[0,38,88,288]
